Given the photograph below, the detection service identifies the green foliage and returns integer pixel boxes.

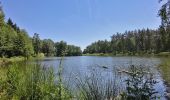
[124,65,159,100]
[14,30,34,58]
[83,0,170,55]
[41,39,55,56]
[0,63,72,100]
[159,4,168,26]
[0,2,82,58]
[84,29,161,55]
[0,9,82,58]
[159,0,170,52]
[55,41,82,57]
[67,45,82,56]
[83,40,111,54]
[55,41,67,57]
[0,9,33,58]
[32,33,41,55]
[0,2,4,26]
[7,18,20,33]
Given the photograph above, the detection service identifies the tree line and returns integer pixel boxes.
[83,29,163,55]
[0,3,82,58]
[84,0,170,55]
[32,33,82,57]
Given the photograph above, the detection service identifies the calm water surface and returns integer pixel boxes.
[30,56,166,99]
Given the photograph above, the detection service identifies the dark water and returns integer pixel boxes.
[30,56,166,99]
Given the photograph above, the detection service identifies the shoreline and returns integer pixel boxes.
[83,52,170,57]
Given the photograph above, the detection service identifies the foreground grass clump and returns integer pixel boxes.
[75,70,119,100]
[0,64,72,100]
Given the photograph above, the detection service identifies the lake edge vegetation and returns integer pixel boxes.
[0,62,161,100]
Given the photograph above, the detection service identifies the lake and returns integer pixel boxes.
[29,56,167,99]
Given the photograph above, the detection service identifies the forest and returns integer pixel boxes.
[83,28,170,55]
[0,4,82,58]
[84,1,170,55]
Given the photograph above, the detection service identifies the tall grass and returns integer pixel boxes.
[74,70,119,100]
[0,63,72,100]
[0,61,161,99]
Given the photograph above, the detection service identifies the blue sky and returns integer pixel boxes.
[2,0,161,50]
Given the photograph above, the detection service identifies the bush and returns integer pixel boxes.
[123,65,159,100]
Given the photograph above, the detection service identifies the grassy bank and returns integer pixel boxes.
[159,58,170,85]
[0,57,26,66]
[0,53,46,66]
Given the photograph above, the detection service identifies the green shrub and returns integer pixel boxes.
[123,65,159,100]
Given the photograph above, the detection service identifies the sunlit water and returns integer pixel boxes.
[29,56,166,99]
